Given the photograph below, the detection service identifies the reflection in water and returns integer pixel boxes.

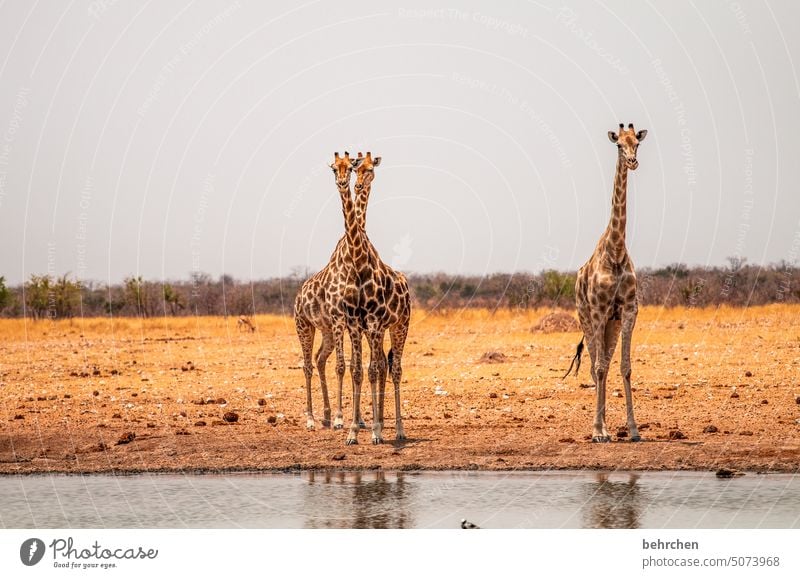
[583,473,642,529]
[303,471,412,529]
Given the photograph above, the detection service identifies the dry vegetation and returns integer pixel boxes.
[1,305,799,474]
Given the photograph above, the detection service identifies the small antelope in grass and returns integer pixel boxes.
[237,316,256,333]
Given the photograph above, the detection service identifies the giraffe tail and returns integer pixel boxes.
[387,348,394,373]
[563,337,584,380]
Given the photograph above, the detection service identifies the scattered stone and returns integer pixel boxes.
[92,368,101,376]
[258,398,267,406]
[147,423,156,428]
[761,399,768,405]
[745,370,753,377]
[703,425,719,433]
[422,351,434,357]
[579,383,594,389]
[639,423,651,430]
[116,432,135,445]
[175,429,190,435]
[211,420,226,426]
[179,411,187,418]
[14,414,24,420]
[131,392,138,397]
[795,396,800,405]
[215,398,227,405]
[110,369,119,375]
[739,430,754,436]
[488,392,498,399]
[668,430,686,440]
[612,390,622,398]
[730,391,740,399]
[616,428,628,438]
[479,351,506,364]
[194,420,206,426]
[532,311,579,333]
[222,411,239,423]
[559,437,575,443]
[331,453,346,461]
[193,398,206,405]
[37,396,46,401]
[716,468,744,478]
[93,390,99,396]
[267,415,277,425]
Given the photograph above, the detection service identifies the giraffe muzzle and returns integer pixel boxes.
[626,159,639,170]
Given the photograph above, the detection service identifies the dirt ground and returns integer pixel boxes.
[1,306,799,475]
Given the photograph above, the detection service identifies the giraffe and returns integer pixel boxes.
[294,151,365,431]
[345,152,411,445]
[564,123,648,443]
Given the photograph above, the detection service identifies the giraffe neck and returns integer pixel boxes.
[355,183,370,231]
[354,179,377,270]
[604,150,629,260]
[338,184,366,268]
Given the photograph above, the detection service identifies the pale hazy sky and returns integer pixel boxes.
[0,0,798,284]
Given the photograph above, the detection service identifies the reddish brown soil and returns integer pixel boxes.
[1,306,799,475]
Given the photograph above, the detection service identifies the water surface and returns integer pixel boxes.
[2,471,798,529]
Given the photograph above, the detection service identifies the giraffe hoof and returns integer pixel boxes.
[396,433,407,442]
[333,424,343,430]
[630,435,642,442]
[306,419,315,431]
[321,420,331,429]
[592,435,611,443]
[372,436,384,445]
[345,438,358,446]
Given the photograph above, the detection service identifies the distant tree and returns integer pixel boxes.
[163,284,184,316]
[727,256,747,272]
[123,276,155,317]
[0,276,10,312]
[25,274,52,319]
[51,274,80,318]
[542,270,576,302]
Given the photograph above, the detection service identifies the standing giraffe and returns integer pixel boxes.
[565,123,648,443]
[294,152,365,431]
[346,152,411,445]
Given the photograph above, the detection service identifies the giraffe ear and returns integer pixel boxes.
[608,131,619,143]
[372,156,381,166]
[636,129,648,141]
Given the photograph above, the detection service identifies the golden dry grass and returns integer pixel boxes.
[1,305,799,473]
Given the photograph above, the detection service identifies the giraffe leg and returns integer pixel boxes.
[592,319,611,442]
[366,331,387,444]
[603,317,621,435]
[333,329,346,430]
[295,315,316,431]
[620,305,641,441]
[389,323,408,441]
[315,329,334,428]
[346,328,364,445]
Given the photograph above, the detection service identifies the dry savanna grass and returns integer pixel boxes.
[1,305,799,474]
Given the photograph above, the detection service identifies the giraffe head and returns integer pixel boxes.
[353,151,382,192]
[329,151,362,189]
[608,123,647,170]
